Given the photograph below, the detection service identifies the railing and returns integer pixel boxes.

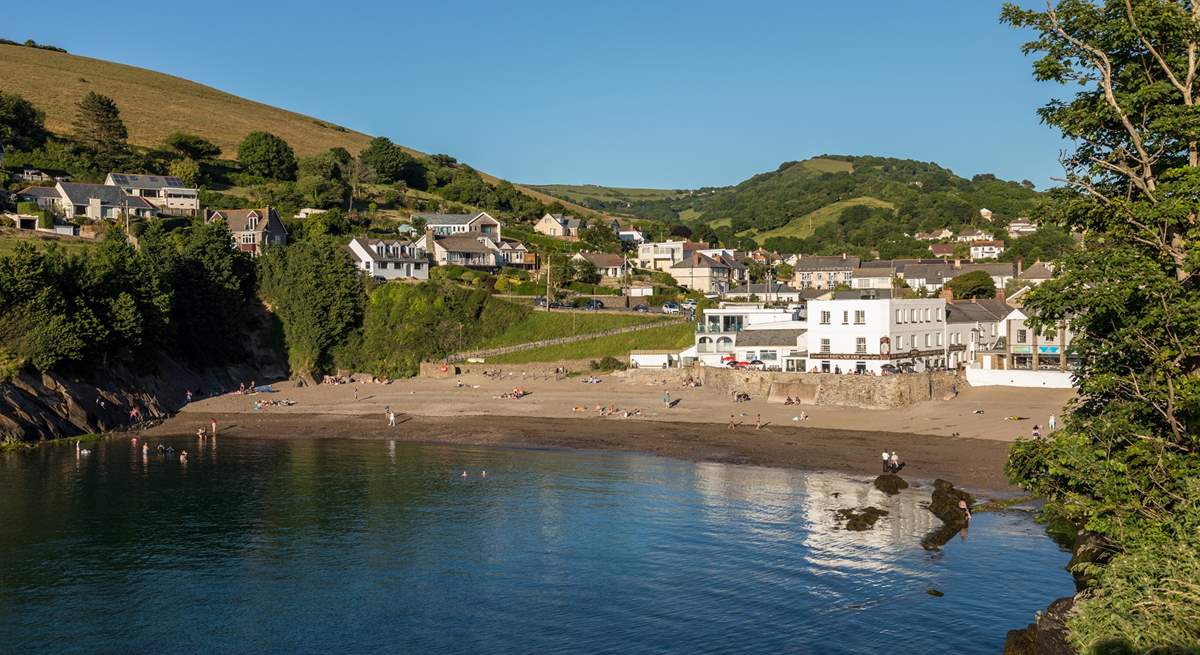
[695,324,743,334]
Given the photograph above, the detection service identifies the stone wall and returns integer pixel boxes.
[447,317,683,362]
[419,360,596,379]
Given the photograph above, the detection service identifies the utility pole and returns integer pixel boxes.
[544,250,552,312]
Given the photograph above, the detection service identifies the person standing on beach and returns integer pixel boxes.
[755,414,762,430]
[662,391,671,409]
[889,451,899,473]
[1048,414,1056,430]
[728,414,736,430]
[882,451,890,473]
[354,386,359,401]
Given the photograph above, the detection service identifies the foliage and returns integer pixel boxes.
[1000,223,1078,263]
[944,270,996,299]
[359,137,421,187]
[168,158,201,187]
[1001,1,1200,649]
[71,92,128,166]
[590,356,627,372]
[164,132,221,160]
[257,236,363,377]
[580,221,622,252]
[237,131,297,181]
[0,90,48,151]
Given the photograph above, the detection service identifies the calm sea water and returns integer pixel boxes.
[0,436,1072,654]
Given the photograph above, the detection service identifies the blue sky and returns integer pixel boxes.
[5,1,1065,189]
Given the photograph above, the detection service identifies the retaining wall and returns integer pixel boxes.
[964,368,1075,389]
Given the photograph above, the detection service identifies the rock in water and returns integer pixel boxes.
[834,507,889,531]
[873,474,909,495]
[1002,597,1075,655]
[926,588,944,597]
[927,479,975,524]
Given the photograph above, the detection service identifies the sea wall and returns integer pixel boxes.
[965,368,1075,389]
[419,360,596,379]
[615,367,961,409]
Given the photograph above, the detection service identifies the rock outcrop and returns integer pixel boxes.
[921,479,976,550]
[0,350,285,442]
[1003,596,1075,655]
[873,474,909,495]
[834,507,889,531]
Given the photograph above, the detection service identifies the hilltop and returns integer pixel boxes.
[0,43,584,214]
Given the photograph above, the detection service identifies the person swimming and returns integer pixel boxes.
[461,470,468,478]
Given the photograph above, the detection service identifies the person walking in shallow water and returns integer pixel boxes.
[388,411,396,427]
[728,414,736,430]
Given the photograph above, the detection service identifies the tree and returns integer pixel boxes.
[360,137,420,185]
[1001,2,1200,650]
[237,131,297,180]
[0,91,48,151]
[580,221,621,252]
[775,263,794,281]
[71,92,128,162]
[164,132,221,160]
[943,270,995,299]
[168,158,201,187]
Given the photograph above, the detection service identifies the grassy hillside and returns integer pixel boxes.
[529,184,683,211]
[750,196,895,241]
[471,310,666,351]
[0,44,591,215]
[0,228,99,255]
[487,322,693,364]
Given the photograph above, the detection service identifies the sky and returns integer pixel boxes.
[5,1,1067,190]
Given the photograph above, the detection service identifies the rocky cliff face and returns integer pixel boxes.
[0,350,286,442]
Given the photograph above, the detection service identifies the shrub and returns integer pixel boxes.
[590,356,627,372]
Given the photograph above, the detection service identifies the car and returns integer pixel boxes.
[532,296,547,307]
[681,298,698,309]
[548,300,566,309]
[661,301,681,314]
[585,299,605,310]
[633,304,650,313]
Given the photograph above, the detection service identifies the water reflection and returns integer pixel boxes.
[0,437,1072,655]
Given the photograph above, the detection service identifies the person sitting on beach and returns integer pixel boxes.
[798,412,808,421]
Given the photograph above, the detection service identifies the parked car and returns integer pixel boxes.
[585,299,605,310]
[532,296,546,307]
[681,298,698,309]
[633,304,650,313]
[662,301,681,314]
[548,300,566,309]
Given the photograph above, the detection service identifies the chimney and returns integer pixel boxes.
[1016,256,1024,276]
[940,287,954,301]
[841,252,847,260]
[995,288,1006,302]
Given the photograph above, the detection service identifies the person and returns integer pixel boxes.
[958,498,972,522]
[353,386,359,401]
[728,414,736,430]
[881,451,890,473]
[210,418,217,437]
[185,390,193,403]
[384,405,391,420]
[1048,414,1057,430]
[662,391,671,409]
[755,414,762,430]
[180,450,189,463]
[388,411,396,427]
[889,451,899,473]
[1032,424,1041,438]
[196,428,205,439]
[799,411,808,421]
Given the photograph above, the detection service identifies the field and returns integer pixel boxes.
[473,310,666,351]
[486,322,693,363]
[0,44,592,215]
[797,157,855,174]
[530,184,682,207]
[750,196,894,241]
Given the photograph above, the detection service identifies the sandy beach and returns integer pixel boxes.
[145,372,1073,494]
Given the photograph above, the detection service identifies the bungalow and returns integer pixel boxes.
[849,267,894,290]
[533,213,582,239]
[6,164,71,183]
[929,243,956,258]
[415,211,502,243]
[1007,220,1038,238]
[207,207,288,256]
[347,237,428,280]
[1017,260,1055,286]
[54,182,156,221]
[15,185,61,212]
[956,228,994,243]
[414,231,501,268]
[732,327,808,372]
[669,251,746,294]
[617,228,646,245]
[572,251,626,281]
[914,228,953,241]
[499,239,537,270]
[105,172,199,215]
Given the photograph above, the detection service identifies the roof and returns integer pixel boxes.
[831,289,895,300]
[946,301,1009,324]
[107,173,191,189]
[929,244,956,256]
[1019,261,1055,280]
[208,207,284,233]
[671,251,728,270]
[17,185,60,199]
[57,182,154,209]
[499,239,527,250]
[959,228,989,236]
[415,212,496,226]
[904,262,1016,283]
[545,213,582,229]
[971,240,1006,247]
[726,282,800,295]
[349,237,423,263]
[791,255,861,271]
[435,234,495,254]
[850,267,893,278]
[735,328,807,348]
[576,252,625,268]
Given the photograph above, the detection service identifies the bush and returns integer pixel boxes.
[590,356,627,372]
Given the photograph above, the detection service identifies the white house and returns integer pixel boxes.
[914,228,953,241]
[105,173,199,215]
[969,240,1005,260]
[572,252,626,281]
[956,228,994,243]
[635,240,706,271]
[618,228,646,245]
[805,290,949,374]
[347,237,428,280]
[415,211,502,243]
[47,182,157,221]
[499,239,537,270]
[1007,220,1038,238]
[850,267,894,290]
[414,231,501,268]
[533,213,582,238]
[732,327,808,372]
[691,304,803,367]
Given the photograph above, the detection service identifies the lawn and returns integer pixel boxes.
[799,157,855,174]
[530,184,682,206]
[753,196,894,241]
[473,310,666,351]
[0,230,99,256]
[487,322,692,363]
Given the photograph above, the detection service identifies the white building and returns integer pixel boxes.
[956,228,994,243]
[618,228,646,245]
[1007,220,1038,238]
[414,211,502,243]
[347,237,429,280]
[635,240,706,271]
[691,304,803,367]
[969,240,1005,260]
[105,173,199,215]
[805,290,949,374]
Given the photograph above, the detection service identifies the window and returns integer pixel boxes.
[854,310,865,325]
[908,309,916,322]
[856,337,866,354]
[1017,329,1028,344]
[896,335,904,349]
[925,333,932,347]
[923,308,931,322]
[842,311,849,325]
[936,333,943,346]
[896,309,904,324]
[820,311,831,325]
[820,338,831,354]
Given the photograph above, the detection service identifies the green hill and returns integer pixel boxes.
[750,196,895,241]
[0,43,587,215]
